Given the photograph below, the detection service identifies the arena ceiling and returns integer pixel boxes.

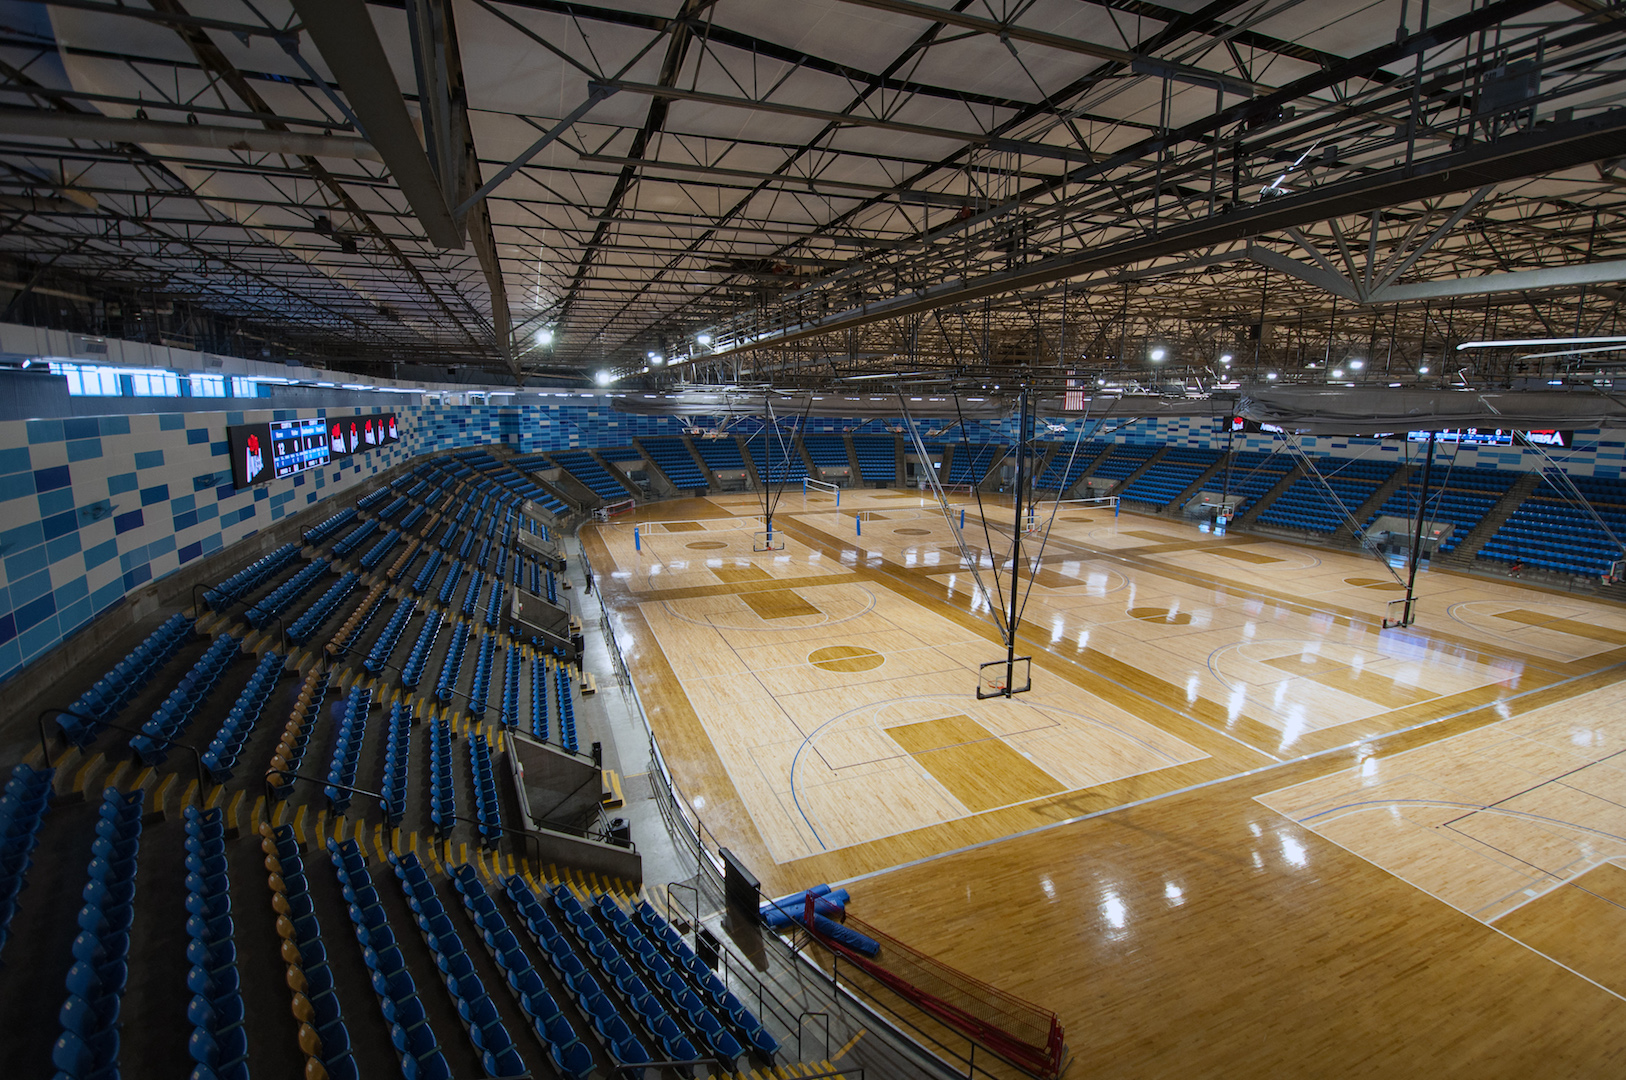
[2,0,1626,395]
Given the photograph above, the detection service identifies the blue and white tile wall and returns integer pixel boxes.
[0,406,409,683]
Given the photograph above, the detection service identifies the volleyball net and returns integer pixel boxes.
[802,477,840,506]
[803,899,1066,1079]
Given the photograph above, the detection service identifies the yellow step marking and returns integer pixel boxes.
[374,824,386,862]
[73,752,105,796]
[458,841,468,867]
[390,826,402,855]
[181,778,199,811]
[205,784,224,810]
[102,759,130,793]
[152,772,178,813]
[601,769,624,808]
[228,790,247,836]
[272,799,286,827]
[354,818,366,845]
[506,854,516,877]
[317,811,332,848]
[408,830,419,856]
[831,1029,864,1061]
[293,803,307,844]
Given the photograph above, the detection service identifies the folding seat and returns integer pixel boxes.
[188,992,246,1038]
[364,943,407,978]
[694,1011,745,1062]
[391,1021,445,1073]
[578,989,616,1028]
[458,992,502,1034]
[744,1016,781,1056]
[435,948,476,986]
[381,989,430,1034]
[188,963,241,1012]
[652,1013,697,1060]
[550,1033,594,1080]
[51,1029,117,1080]
[83,874,135,912]
[189,1024,250,1080]
[416,908,457,944]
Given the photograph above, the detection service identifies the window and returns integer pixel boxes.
[128,369,180,396]
[49,361,122,396]
[231,376,269,398]
[189,372,226,397]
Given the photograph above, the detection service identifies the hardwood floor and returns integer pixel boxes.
[587,491,1626,1076]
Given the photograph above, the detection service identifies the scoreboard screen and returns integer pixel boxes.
[270,418,330,479]
[229,411,401,489]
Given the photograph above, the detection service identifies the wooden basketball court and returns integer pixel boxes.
[584,489,1626,1076]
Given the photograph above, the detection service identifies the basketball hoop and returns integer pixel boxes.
[753,529,786,552]
[977,657,1031,699]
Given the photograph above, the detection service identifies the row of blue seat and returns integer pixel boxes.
[131,633,240,764]
[632,895,779,1057]
[468,733,502,847]
[330,519,380,559]
[561,883,745,1065]
[850,436,897,483]
[385,851,531,1077]
[304,507,358,545]
[555,668,579,753]
[378,495,411,522]
[202,650,285,781]
[801,434,851,469]
[437,560,464,605]
[642,436,708,488]
[695,436,748,474]
[182,805,247,1080]
[451,866,593,1078]
[468,637,496,718]
[461,573,486,620]
[437,623,470,705]
[401,610,444,689]
[262,820,361,1080]
[358,488,393,512]
[203,542,301,610]
[1036,442,1110,492]
[381,704,412,827]
[456,527,478,563]
[529,658,550,743]
[246,559,330,628]
[400,503,427,532]
[499,649,522,731]
[359,529,403,571]
[325,687,374,813]
[327,840,455,1080]
[947,444,1003,485]
[484,581,505,631]
[0,763,53,962]
[412,550,444,596]
[507,876,652,1073]
[62,613,192,745]
[429,720,456,835]
[749,436,808,484]
[52,788,143,1080]
[364,598,417,675]
[289,571,360,644]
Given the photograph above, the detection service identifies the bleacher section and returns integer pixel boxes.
[640,436,708,489]
[551,450,627,501]
[851,435,897,484]
[1035,440,1111,492]
[1120,447,1221,507]
[1479,475,1626,576]
[747,434,808,484]
[947,443,1005,486]
[1088,443,1159,487]
[694,436,747,475]
[1256,458,1397,533]
[1212,451,1294,516]
[802,434,852,473]
[1364,467,1518,552]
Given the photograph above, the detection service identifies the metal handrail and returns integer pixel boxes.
[40,706,211,794]
[262,767,399,823]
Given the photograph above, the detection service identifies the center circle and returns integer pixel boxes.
[686,540,728,550]
[895,528,931,535]
[809,644,884,672]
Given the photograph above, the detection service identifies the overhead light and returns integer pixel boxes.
[697,333,712,346]
[1219,353,1232,364]
[595,370,613,386]
[1331,369,1345,379]
[1349,358,1364,370]
[1149,346,1167,362]
[1266,372,1278,380]
[536,327,554,346]
[1418,365,1430,374]
[1457,335,1626,350]
[649,355,664,366]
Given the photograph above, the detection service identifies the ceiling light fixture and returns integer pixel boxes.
[595,370,613,386]
[536,327,553,346]
[697,333,712,346]
[1349,358,1364,369]
[1457,335,1626,350]
[1149,346,1167,361]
